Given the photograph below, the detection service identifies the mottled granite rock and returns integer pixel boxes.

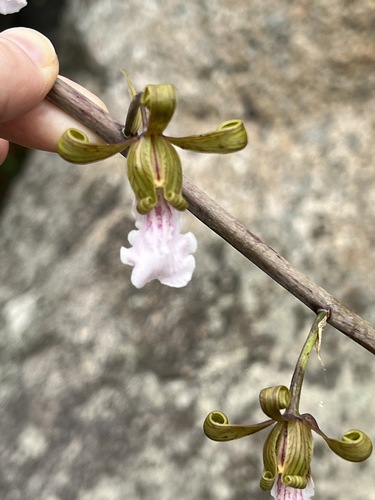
[1,1,375,499]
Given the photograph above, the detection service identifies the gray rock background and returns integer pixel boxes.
[1,1,375,499]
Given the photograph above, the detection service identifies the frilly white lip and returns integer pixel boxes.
[0,0,27,15]
[120,195,197,288]
[271,477,315,500]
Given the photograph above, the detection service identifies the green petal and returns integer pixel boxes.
[261,419,313,491]
[261,422,283,491]
[281,420,313,488]
[141,84,177,135]
[203,411,273,442]
[161,140,188,210]
[126,139,157,213]
[165,119,247,154]
[57,128,133,164]
[127,135,187,213]
[259,385,291,421]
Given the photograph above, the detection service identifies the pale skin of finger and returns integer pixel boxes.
[0,28,107,152]
[0,28,58,122]
[0,27,59,164]
[0,77,108,152]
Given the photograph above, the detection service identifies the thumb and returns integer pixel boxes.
[0,27,59,122]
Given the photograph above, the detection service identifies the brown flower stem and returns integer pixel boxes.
[47,78,125,144]
[287,310,329,415]
[47,76,375,355]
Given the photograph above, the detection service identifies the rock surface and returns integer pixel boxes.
[1,1,375,499]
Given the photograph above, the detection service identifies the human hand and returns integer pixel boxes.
[0,27,106,165]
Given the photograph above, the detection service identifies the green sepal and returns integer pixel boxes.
[281,419,313,488]
[57,128,133,164]
[322,429,372,462]
[304,414,373,462]
[165,119,248,154]
[141,84,177,135]
[325,429,373,462]
[127,135,187,214]
[259,385,291,421]
[203,410,273,442]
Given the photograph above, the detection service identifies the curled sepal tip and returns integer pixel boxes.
[323,429,372,462]
[203,411,273,442]
[57,128,133,164]
[259,385,291,421]
[303,414,373,462]
[166,119,248,154]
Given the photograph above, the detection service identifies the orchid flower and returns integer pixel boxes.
[57,76,247,287]
[204,385,372,499]
[0,0,27,15]
[203,312,372,498]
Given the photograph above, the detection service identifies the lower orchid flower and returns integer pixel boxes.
[120,193,197,288]
[203,311,373,499]
[204,385,371,500]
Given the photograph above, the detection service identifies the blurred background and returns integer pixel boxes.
[1,1,375,499]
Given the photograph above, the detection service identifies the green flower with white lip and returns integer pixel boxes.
[57,76,247,288]
[204,311,373,498]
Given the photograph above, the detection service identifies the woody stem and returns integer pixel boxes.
[47,77,375,355]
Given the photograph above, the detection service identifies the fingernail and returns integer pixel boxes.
[0,27,56,67]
